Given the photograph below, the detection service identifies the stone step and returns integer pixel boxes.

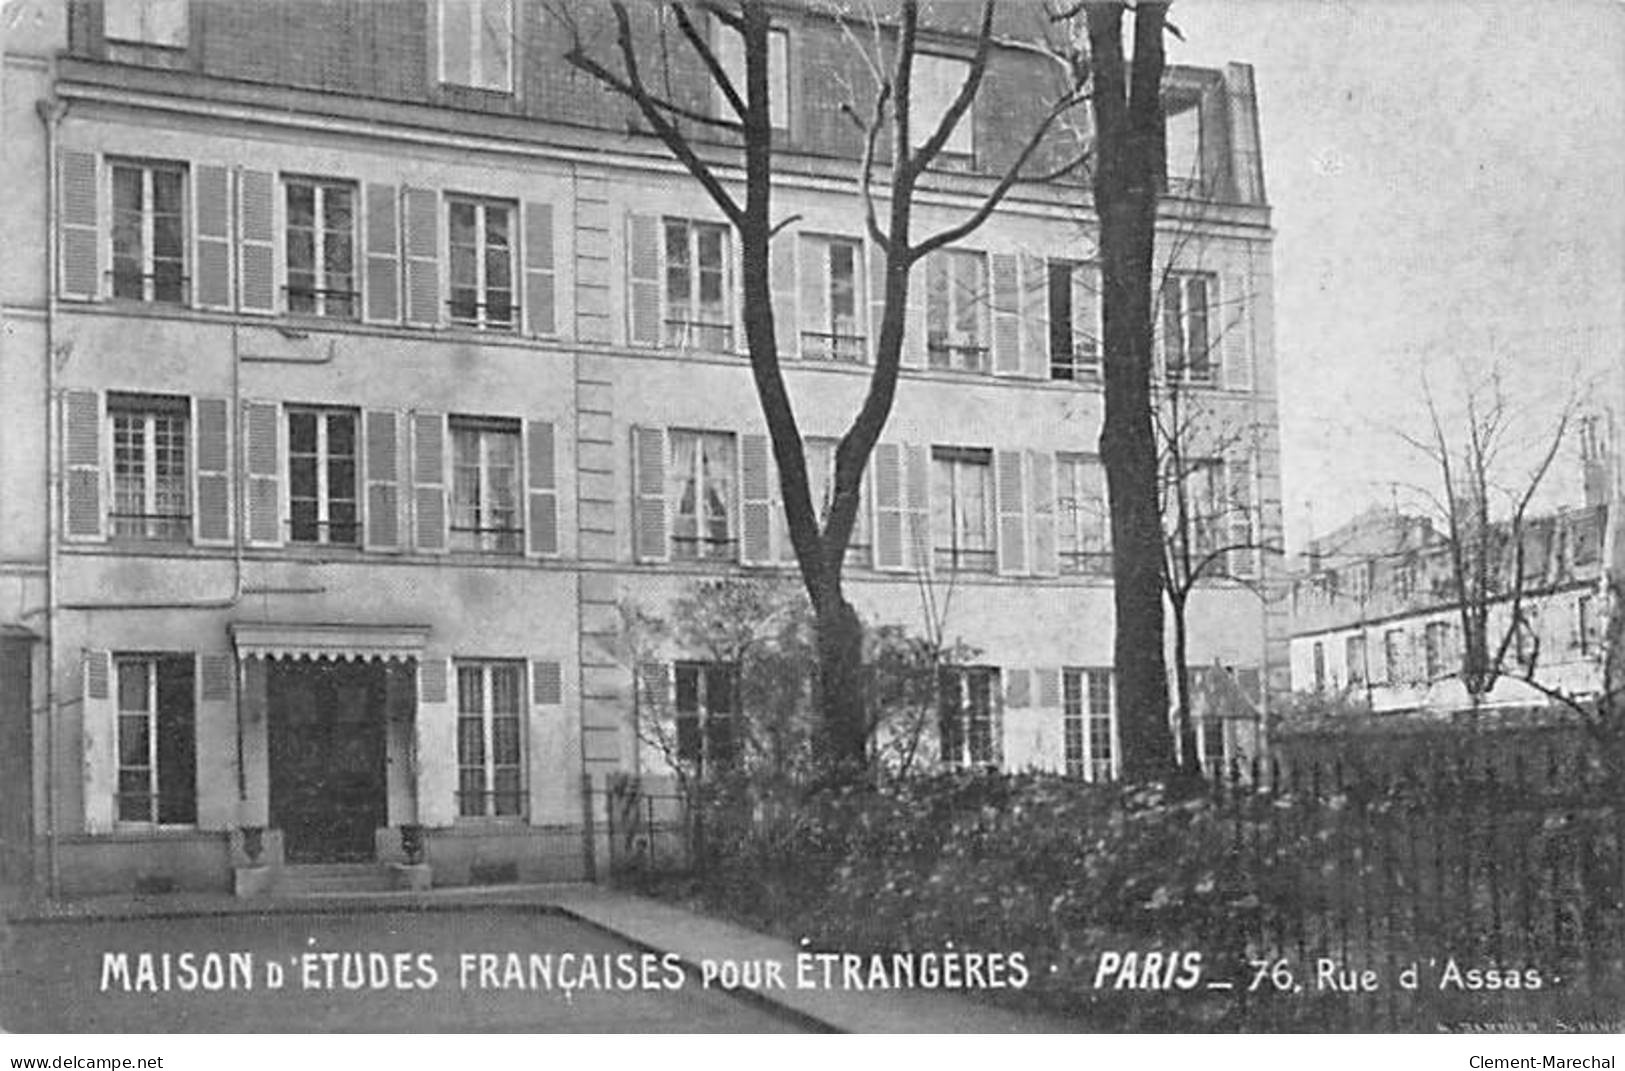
[275,863,400,896]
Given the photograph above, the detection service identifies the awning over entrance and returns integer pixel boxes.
[228,622,431,663]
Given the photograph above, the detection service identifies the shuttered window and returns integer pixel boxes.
[450,418,523,554]
[931,446,994,573]
[925,250,989,373]
[286,408,359,545]
[799,236,865,362]
[1056,453,1110,576]
[674,661,738,776]
[448,197,517,330]
[1048,260,1101,380]
[664,219,733,352]
[455,660,525,819]
[285,179,358,319]
[938,666,997,769]
[1062,667,1115,782]
[115,654,196,826]
[670,430,737,561]
[108,393,189,543]
[110,161,187,304]
[1161,271,1216,383]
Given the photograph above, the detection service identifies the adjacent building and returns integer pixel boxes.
[0,0,1279,896]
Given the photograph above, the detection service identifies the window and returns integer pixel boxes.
[714,24,790,130]
[926,250,988,372]
[104,0,188,47]
[790,437,870,566]
[1063,667,1115,781]
[675,661,737,774]
[1057,453,1110,575]
[1197,714,1227,778]
[448,197,516,330]
[801,237,866,362]
[1178,458,1226,570]
[455,661,524,818]
[1424,621,1451,679]
[1160,272,1215,382]
[1384,629,1405,684]
[1048,261,1101,380]
[110,161,186,304]
[109,393,189,542]
[671,430,737,561]
[1164,95,1202,195]
[931,446,994,573]
[911,53,973,158]
[115,654,196,825]
[287,408,358,546]
[664,218,733,351]
[1312,642,1326,693]
[450,418,522,553]
[285,179,357,319]
[439,0,513,92]
[938,666,997,768]
[1345,634,1367,686]
[1578,595,1598,655]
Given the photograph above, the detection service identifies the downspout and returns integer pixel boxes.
[36,90,66,900]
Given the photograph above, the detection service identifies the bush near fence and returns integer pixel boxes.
[616,757,1625,1031]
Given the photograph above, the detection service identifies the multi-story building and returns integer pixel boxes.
[0,0,1277,897]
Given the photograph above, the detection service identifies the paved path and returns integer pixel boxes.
[3,884,1078,1033]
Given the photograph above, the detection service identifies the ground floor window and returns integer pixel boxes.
[456,661,525,818]
[938,666,999,768]
[674,661,738,775]
[1062,667,1115,782]
[115,654,196,825]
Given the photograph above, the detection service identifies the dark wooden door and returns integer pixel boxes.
[268,661,387,862]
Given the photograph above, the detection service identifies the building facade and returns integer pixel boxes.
[0,0,1278,896]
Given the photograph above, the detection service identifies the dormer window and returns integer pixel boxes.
[1164,94,1202,195]
[104,0,188,48]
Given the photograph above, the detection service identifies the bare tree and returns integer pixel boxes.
[562,0,1084,775]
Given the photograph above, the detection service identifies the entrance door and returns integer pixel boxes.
[268,660,387,863]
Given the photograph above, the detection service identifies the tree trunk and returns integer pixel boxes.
[1170,593,1199,777]
[1086,2,1175,781]
[811,585,867,771]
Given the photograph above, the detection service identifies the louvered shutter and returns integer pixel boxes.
[532,660,563,706]
[364,183,401,323]
[243,400,282,546]
[238,169,276,314]
[872,443,905,572]
[403,188,440,327]
[995,449,1027,575]
[526,419,559,557]
[797,236,827,359]
[412,411,447,552]
[194,165,233,310]
[524,201,556,336]
[365,409,402,551]
[64,389,104,541]
[1028,451,1058,576]
[415,658,456,826]
[740,433,773,565]
[904,444,931,573]
[193,397,231,545]
[1020,255,1048,379]
[1228,456,1256,578]
[868,241,888,363]
[626,212,661,346]
[82,649,115,833]
[638,661,671,713]
[1034,667,1061,710]
[1223,274,1253,391]
[772,233,799,358]
[991,253,1022,376]
[632,425,669,562]
[58,151,100,301]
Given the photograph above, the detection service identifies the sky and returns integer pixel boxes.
[1163,0,1625,549]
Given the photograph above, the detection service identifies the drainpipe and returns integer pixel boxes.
[36,90,66,900]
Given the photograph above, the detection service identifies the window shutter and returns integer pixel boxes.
[1034,667,1061,709]
[904,444,931,573]
[772,233,799,358]
[1027,450,1058,576]
[415,657,456,826]
[64,389,104,542]
[532,660,563,706]
[523,200,556,336]
[243,400,282,546]
[403,187,441,327]
[995,449,1027,575]
[638,661,671,711]
[1005,668,1031,709]
[58,150,100,301]
[1228,456,1256,578]
[991,253,1021,376]
[1223,274,1253,391]
[872,442,905,572]
[365,409,402,551]
[200,654,235,702]
[1019,255,1048,379]
[868,240,888,364]
[194,165,233,310]
[626,212,661,346]
[526,419,559,557]
[364,183,401,323]
[739,433,773,565]
[193,396,232,545]
[237,169,276,314]
[797,236,826,357]
[82,649,115,833]
[412,411,447,553]
[632,425,669,562]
